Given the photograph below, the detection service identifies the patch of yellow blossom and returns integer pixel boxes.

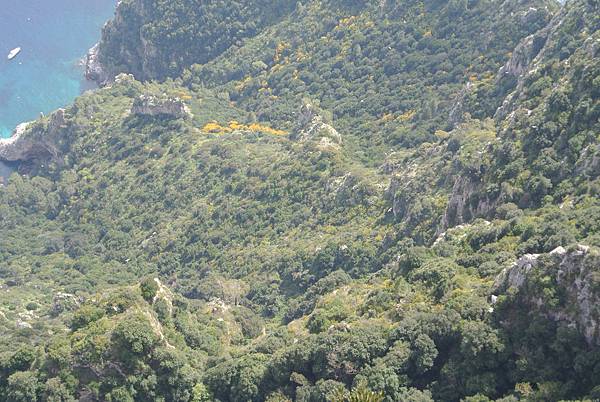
[435,130,450,140]
[202,121,232,133]
[247,123,287,136]
[235,76,252,91]
[174,90,193,101]
[399,110,416,122]
[274,42,289,63]
[229,121,244,130]
[381,113,395,122]
[337,16,358,28]
[295,49,308,62]
[201,121,287,136]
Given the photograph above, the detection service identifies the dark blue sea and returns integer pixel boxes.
[0,0,116,139]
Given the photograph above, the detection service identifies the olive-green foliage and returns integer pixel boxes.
[186,0,555,157]
[0,0,599,401]
[140,277,159,302]
[99,0,297,79]
[113,315,159,355]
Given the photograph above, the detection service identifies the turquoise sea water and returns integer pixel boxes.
[0,0,116,139]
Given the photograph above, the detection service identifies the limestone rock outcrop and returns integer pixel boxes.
[439,174,498,230]
[51,292,82,316]
[131,94,191,119]
[0,109,67,162]
[293,102,342,151]
[85,43,111,86]
[494,4,578,121]
[494,245,600,346]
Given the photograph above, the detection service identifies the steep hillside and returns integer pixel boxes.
[0,0,599,401]
[91,0,298,82]
[92,0,556,159]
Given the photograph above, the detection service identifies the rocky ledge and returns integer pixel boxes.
[0,109,66,163]
[131,94,192,119]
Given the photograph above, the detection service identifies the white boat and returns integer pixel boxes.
[7,47,21,60]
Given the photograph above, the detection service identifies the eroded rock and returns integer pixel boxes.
[85,43,110,86]
[293,102,342,151]
[51,292,81,316]
[0,109,66,163]
[439,175,497,230]
[131,94,191,119]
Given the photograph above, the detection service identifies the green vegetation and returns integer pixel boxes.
[0,0,599,400]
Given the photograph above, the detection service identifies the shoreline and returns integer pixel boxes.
[0,42,107,179]
[0,122,31,183]
[0,0,120,163]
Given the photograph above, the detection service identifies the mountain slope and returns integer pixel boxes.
[0,0,599,401]
[93,0,557,159]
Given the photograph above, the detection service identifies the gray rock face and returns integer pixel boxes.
[51,292,81,316]
[16,320,33,330]
[583,36,600,58]
[0,109,66,162]
[494,5,571,121]
[439,174,497,230]
[131,94,191,119]
[448,82,474,128]
[494,253,541,290]
[293,102,342,151]
[85,43,110,86]
[495,245,600,346]
[498,29,548,79]
[327,173,373,207]
[576,144,600,178]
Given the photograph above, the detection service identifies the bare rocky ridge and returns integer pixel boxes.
[494,3,585,121]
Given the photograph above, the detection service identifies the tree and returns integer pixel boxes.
[113,315,159,355]
[42,377,76,402]
[140,277,159,302]
[6,371,39,402]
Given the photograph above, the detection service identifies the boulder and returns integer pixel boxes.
[16,320,33,330]
[51,292,81,316]
[493,253,540,290]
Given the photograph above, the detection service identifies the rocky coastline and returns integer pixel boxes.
[1,25,112,179]
[0,109,67,184]
[84,43,111,86]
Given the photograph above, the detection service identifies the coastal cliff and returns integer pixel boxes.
[0,109,67,163]
[1,0,600,400]
[85,43,110,86]
[85,0,296,84]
